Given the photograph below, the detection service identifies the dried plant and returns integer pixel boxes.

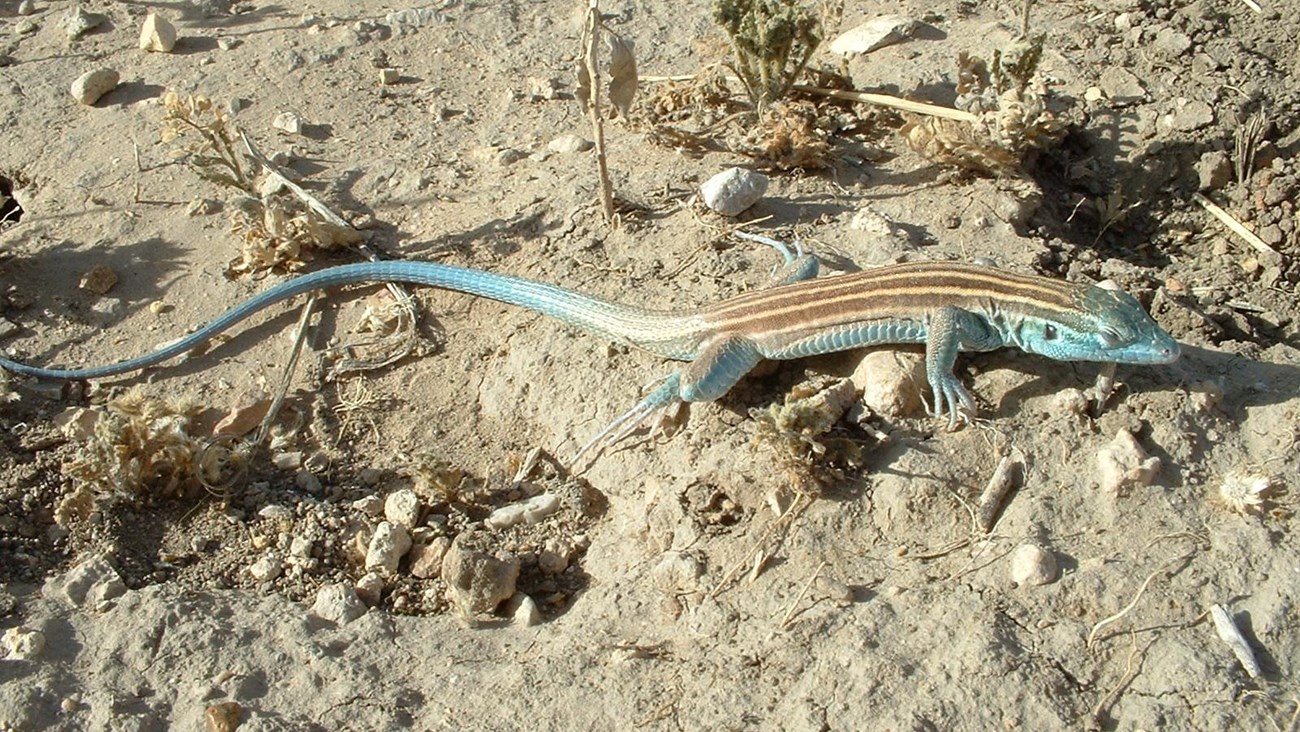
[713,0,824,110]
[62,389,218,500]
[160,91,255,194]
[902,35,1064,175]
[751,376,866,495]
[577,0,639,223]
[161,91,359,276]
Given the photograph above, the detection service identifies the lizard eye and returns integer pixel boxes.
[1043,324,1059,341]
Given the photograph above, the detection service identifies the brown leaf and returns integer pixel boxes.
[607,33,638,118]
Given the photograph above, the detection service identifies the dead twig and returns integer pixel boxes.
[1192,192,1279,260]
[779,560,828,629]
[579,0,616,223]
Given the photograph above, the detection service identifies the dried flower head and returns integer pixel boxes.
[1215,471,1272,514]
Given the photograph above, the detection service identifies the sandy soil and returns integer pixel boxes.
[1,1,1298,730]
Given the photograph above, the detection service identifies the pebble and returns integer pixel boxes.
[506,593,543,627]
[537,549,568,575]
[272,111,304,134]
[216,37,241,51]
[849,349,926,418]
[700,167,768,217]
[441,535,520,615]
[354,571,385,606]
[547,133,593,154]
[1152,26,1192,57]
[1098,68,1145,105]
[1,627,46,660]
[139,13,178,53]
[69,68,120,106]
[379,68,400,85]
[18,1,36,15]
[257,504,293,521]
[386,7,445,32]
[1159,99,1214,133]
[212,396,272,436]
[204,701,243,732]
[485,493,561,529]
[310,583,365,624]
[650,552,702,593]
[248,552,282,582]
[352,495,384,516]
[383,488,422,528]
[1195,150,1232,191]
[294,470,322,495]
[186,198,221,216]
[1009,543,1058,586]
[63,5,105,39]
[14,19,39,36]
[271,451,303,470]
[364,521,412,574]
[1096,428,1162,496]
[828,15,918,56]
[78,264,118,295]
[409,536,451,579]
[89,297,122,319]
[848,205,911,258]
[288,535,314,560]
[47,555,126,608]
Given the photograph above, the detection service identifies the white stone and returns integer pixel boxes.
[46,555,126,608]
[829,16,918,56]
[379,68,400,85]
[849,349,926,419]
[485,493,561,530]
[1,627,46,660]
[272,111,304,134]
[69,68,119,106]
[547,134,593,154]
[248,552,282,582]
[354,571,385,606]
[63,5,105,39]
[1009,543,1058,586]
[506,593,543,627]
[383,488,422,528]
[310,583,366,624]
[288,535,314,560]
[139,13,177,53]
[365,521,412,574]
[700,167,768,217]
[1096,428,1161,496]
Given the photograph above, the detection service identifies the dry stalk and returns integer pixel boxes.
[579,0,616,223]
[778,560,828,629]
[1192,192,1278,258]
[1234,108,1268,186]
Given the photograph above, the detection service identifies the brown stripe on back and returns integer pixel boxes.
[702,262,1088,333]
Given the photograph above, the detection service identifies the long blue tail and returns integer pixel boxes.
[0,261,693,380]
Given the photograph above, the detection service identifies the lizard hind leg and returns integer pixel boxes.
[571,335,765,464]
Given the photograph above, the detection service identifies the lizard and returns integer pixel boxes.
[0,239,1180,458]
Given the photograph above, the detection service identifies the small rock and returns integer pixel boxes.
[257,504,293,521]
[78,264,118,295]
[548,133,593,154]
[528,76,559,101]
[294,470,322,494]
[70,68,120,106]
[386,7,444,32]
[89,297,122,319]
[354,571,385,606]
[365,521,412,574]
[1009,543,1058,586]
[1160,99,1214,133]
[1098,67,1145,105]
[1,627,46,660]
[310,583,366,624]
[849,349,926,418]
[829,15,918,56]
[1152,26,1192,57]
[505,593,543,627]
[216,37,241,51]
[18,1,37,16]
[248,552,282,582]
[14,19,39,36]
[63,5,105,39]
[383,488,422,528]
[496,148,525,166]
[351,495,384,516]
[288,535,314,560]
[1195,150,1232,191]
[139,13,178,53]
[46,555,126,608]
[1083,86,1104,103]
[442,534,520,615]
[485,493,561,530]
[204,701,243,732]
[848,205,911,255]
[650,552,702,593]
[1096,428,1162,496]
[379,67,400,85]
[700,167,768,217]
[409,536,451,579]
[537,549,568,575]
[212,396,272,437]
[272,111,304,134]
[186,198,221,216]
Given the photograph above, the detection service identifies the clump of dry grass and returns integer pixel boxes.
[902,35,1064,175]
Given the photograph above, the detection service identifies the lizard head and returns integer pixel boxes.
[1019,283,1181,365]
